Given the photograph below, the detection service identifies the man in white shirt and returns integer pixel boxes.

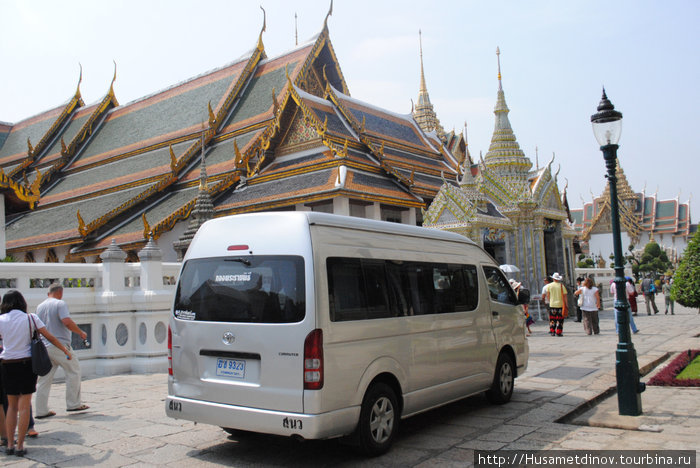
[35,283,89,418]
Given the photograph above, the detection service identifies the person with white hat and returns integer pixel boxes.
[544,272,567,336]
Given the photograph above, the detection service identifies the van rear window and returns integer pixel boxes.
[327,258,479,322]
[174,256,305,323]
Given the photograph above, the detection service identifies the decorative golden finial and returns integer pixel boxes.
[535,146,539,169]
[208,101,216,126]
[360,115,366,133]
[272,87,279,114]
[295,12,298,46]
[60,137,68,156]
[142,213,151,239]
[30,168,42,196]
[27,137,34,156]
[169,145,177,172]
[496,46,502,90]
[233,138,242,166]
[323,0,333,30]
[321,116,328,135]
[410,98,414,113]
[77,210,87,237]
[75,63,83,99]
[109,60,117,96]
[257,6,266,52]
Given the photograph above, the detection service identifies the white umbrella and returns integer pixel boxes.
[499,264,520,273]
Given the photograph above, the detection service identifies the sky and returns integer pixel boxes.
[1,0,698,221]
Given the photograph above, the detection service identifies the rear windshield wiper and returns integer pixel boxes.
[226,257,251,267]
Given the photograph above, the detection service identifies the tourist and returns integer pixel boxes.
[574,277,584,322]
[641,274,659,315]
[0,290,71,457]
[509,279,533,335]
[625,278,638,316]
[661,278,675,315]
[573,277,600,335]
[545,273,567,336]
[35,284,90,419]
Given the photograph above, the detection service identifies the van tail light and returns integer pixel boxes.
[168,326,173,376]
[303,329,323,390]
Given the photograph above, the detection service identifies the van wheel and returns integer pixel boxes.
[486,352,514,404]
[357,383,398,456]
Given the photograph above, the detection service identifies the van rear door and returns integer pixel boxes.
[170,254,309,413]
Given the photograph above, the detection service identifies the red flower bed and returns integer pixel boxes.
[647,350,700,387]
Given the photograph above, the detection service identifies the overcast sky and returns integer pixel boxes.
[1,0,698,221]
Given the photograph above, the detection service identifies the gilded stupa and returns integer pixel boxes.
[412,30,446,141]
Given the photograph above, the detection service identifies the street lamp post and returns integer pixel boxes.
[591,89,644,416]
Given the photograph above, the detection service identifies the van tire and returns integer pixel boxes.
[486,352,514,404]
[357,383,399,456]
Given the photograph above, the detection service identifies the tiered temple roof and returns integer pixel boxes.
[1,9,459,261]
[571,162,693,244]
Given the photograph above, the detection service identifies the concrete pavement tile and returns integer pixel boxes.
[559,439,609,449]
[129,442,197,465]
[123,423,186,438]
[420,423,481,439]
[160,426,227,449]
[93,435,165,455]
[394,431,461,450]
[502,440,551,450]
[476,424,537,443]
[443,415,503,429]
[55,450,139,467]
[456,439,505,451]
[20,442,97,465]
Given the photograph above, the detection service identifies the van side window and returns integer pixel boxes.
[483,266,518,305]
[327,257,479,322]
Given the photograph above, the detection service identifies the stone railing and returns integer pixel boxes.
[0,239,180,378]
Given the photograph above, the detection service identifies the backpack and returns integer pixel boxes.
[648,283,656,294]
[518,288,531,303]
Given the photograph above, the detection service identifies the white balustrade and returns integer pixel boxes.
[0,243,181,379]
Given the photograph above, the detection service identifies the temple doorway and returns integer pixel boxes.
[484,242,507,265]
[543,219,562,276]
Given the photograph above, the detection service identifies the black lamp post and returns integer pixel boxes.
[591,89,644,416]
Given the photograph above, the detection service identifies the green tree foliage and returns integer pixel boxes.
[638,241,671,277]
[671,229,700,309]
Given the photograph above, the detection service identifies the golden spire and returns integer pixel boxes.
[496,46,502,91]
[413,29,445,139]
[419,30,428,98]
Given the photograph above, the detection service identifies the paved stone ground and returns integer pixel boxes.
[3,296,699,467]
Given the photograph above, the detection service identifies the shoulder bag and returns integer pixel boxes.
[561,284,569,318]
[28,315,53,376]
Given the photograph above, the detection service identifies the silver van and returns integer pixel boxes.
[166,212,528,455]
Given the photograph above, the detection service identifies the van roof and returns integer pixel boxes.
[205,212,475,245]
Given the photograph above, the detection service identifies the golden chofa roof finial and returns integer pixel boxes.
[257,6,266,53]
[75,63,83,99]
[496,46,502,90]
[295,12,298,46]
[323,0,333,31]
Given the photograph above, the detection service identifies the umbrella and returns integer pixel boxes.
[499,264,520,273]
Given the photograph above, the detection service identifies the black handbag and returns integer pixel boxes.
[28,315,52,376]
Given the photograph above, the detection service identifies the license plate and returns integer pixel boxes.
[215,358,246,378]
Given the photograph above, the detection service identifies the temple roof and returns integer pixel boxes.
[6,11,461,260]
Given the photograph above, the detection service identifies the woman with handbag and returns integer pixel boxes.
[573,277,601,335]
[0,290,70,457]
